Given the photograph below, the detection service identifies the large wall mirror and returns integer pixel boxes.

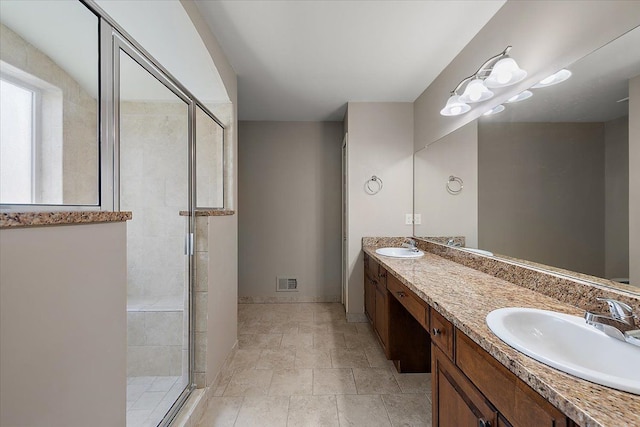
[414,25,639,292]
[0,0,99,206]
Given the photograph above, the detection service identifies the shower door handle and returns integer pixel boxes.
[184,233,194,256]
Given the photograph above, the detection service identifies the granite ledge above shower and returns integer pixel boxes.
[0,211,132,229]
[363,239,640,427]
[179,209,235,216]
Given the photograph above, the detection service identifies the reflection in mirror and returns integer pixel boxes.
[196,106,224,208]
[414,26,640,290]
[0,0,99,205]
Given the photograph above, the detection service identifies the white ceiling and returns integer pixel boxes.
[194,0,506,121]
[97,0,229,103]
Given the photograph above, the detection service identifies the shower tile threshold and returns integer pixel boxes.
[127,375,185,427]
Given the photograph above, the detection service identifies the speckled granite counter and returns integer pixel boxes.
[363,240,640,427]
[0,211,132,229]
[179,209,235,216]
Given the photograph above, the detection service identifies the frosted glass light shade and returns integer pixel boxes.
[483,104,505,116]
[505,90,533,103]
[459,79,494,103]
[532,69,572,88]
[440,94,471,116]
[484,57,527,88]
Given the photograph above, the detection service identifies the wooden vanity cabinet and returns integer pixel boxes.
[430,311,571,427]
[364,252,574,426]
[433,345,497,427]
[363,254,390,357]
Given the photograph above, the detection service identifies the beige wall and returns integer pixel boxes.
[414,121,478,247]
[414,1,640,150]
[238,121,343,301]
[0,223,127,427]
[182,0,240,404]
[605,116,630,279]
[630,74,640,287]
[0,23,98,205]
[345,102,414,319]
[478,122,605,277]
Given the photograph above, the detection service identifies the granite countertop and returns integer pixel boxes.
[179,209,235,216]
[363,244,640,427]
[0,211,132,229]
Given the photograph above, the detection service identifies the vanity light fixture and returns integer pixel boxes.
[441,46,527,117]
[440,94,472,116]
[505,90,533,103]
[483,104,505,116]
[531,69,572,88]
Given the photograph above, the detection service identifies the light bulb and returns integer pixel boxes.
[483,104,505,116]
[532,69,572,88]
[505,90,532,103]
[459,79,494,104]
[485,57,527,88]
[540,75,556,85]
[440,94,471,116]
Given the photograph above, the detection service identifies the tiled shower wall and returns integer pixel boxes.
[121,101,189,377]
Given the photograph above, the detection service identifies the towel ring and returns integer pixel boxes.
[365,175,383,195]
[446,175,463,195]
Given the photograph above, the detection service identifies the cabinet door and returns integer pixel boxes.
[365,276,375,324]
[433,345,497,427]
[374,286,389,351]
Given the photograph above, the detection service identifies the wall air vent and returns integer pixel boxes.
[276,277,298,292]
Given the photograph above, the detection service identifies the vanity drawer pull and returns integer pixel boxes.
[478,419,491,427]
[430,309,454,358]
[397,291,406,298]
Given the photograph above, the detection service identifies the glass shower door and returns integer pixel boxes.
[117,43,192,427]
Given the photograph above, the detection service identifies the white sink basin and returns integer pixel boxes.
[375,247,424,258]
[486,307,640,395]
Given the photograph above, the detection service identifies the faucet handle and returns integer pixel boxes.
[597,298,636,321]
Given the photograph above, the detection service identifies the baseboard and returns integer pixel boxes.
[238,295,341,304]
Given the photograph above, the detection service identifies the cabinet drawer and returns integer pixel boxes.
[387,274,428,330]
[456,333,567,427]
[430,309,454,360]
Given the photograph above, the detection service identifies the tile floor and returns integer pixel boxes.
[196,303,433,426]
[127,375,186,427]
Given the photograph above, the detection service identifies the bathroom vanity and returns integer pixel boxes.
[363,239,640,427]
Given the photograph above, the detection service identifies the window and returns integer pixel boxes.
[0,77,37,204]
[0,0,100,208]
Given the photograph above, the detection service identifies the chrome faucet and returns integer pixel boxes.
[585,298,640,347]
[402,238,419,252]
[446,238,461,247]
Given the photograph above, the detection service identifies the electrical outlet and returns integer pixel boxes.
[405,214,413,225]
[414,214,422,225]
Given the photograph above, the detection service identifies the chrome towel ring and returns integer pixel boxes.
[365,175,383,195]
[446,175,463,195]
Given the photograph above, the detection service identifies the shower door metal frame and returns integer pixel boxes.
[85,0,227,423]
[112,33,196,426]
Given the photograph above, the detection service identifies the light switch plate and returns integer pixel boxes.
[414,214,422,225]
[405,214,413,225]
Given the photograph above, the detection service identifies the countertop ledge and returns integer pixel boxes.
[0,211,132,228]
[363,243,640,427]
[179,209,235,217]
